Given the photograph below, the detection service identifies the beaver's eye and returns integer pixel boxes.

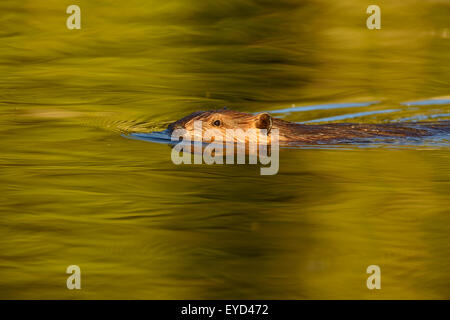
[213,120,221,126]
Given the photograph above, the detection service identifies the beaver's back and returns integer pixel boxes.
[273,119,450,143]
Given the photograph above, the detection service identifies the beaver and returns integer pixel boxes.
[167,108,450,145]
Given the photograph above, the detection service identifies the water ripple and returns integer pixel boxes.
[266,101,378,114]
[302,109,401,123]
[401,98,450,106]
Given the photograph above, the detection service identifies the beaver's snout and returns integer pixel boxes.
[167,123,183,132]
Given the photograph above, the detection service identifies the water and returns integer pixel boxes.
[0,0,449,299]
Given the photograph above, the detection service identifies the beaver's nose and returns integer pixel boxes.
[168,124,183,132]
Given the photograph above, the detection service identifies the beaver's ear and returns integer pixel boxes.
[255,112,273,134]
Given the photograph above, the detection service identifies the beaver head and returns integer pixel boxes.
[167,108,273,142]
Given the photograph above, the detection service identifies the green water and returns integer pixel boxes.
[1,0,449,299]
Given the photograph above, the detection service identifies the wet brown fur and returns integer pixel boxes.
[167,109,450,145]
